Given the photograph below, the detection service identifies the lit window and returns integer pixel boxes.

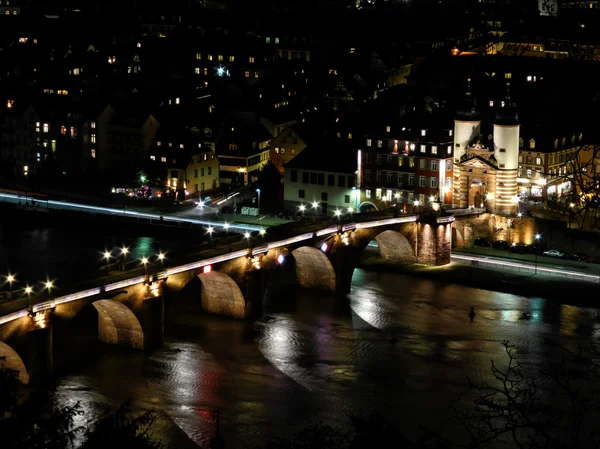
[254,72,258,79]
[489,100,494,107]
[386,125,391,132]
[90,134,96,143]
[161,157,167,162]
[137,42,141,48]
[420,145,426,153]
[218,55,223,61]
[204,68,208,75]
[377,140,382,148]
[70,127,77,137]
[421,129,426,136]
[157,141,161,147]
[348,133,352,139]
[245,71,249,78]
[169,143,173,148]
[150,155,155,160]
[196,53,201,60]
[505,73,512,79]
[43,123,49,133]
[23,166,28,175]
[33,39,38,44]
[275,37,280,44]
[527,75,532,82]
[376,188,382,199]
[91,121,96,129]
[449,129,453,136]
[447,145,452,154]
[195,67,200,74]
[266,37,271,44]
[365,189,371,198]
[180,144,184,149]
[432,146,438,155]
[73,68,80,76]
[35,122,40,133]
[61,126,66,135]
[366,138,372,146]
[90,149,96,158]
[175,98,180,105]
[207,54,213,61]
[249,57,255,63]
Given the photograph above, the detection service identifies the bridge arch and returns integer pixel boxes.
[292,246,336,291]
[197,271,247,318]
[359,201,378,213]
[0,341,29,384]
[93,300,144,349]
[372,230,416,264]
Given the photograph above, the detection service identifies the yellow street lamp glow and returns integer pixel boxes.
[207,226,214,234]
[25,286,32,294]
[299,205,306,211]
[347,207,353,213]
[259,229,266,235]
[158,253,165,261]
[517,212,522,217]
[45,281,53,289]
[244,232,250,238]
[570,203,575,208]
[121,247,129,255]
[6,274,14,283]
[223,223,229,229]
[141,257,149,265]
[334,209,342,216]
[312,202,319,209]
[103,251,111,259]
[414,201,420,206]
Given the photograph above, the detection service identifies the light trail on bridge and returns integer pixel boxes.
[451,254,600,283]
[0,192,265,232]
[0,212,451,326]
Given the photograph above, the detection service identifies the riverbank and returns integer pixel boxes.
[360,259,600,309]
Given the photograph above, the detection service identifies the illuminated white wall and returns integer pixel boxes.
[284,169,358,214]
[493,125,520,170]
[454,119,481,161]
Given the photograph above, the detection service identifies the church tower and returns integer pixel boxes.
[493,82,520,214]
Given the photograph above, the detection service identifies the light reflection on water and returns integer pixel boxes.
[55,269,600,449]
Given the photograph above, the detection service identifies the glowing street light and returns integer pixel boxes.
[347,207,354,213]
[103,250,112,271]
[25,286,32,295]
[256,189,261,213]
[517,212,522,218]
[334,209,342,216]
[25,285,33,308]
[158,253,165,262]
[141,257,149,277]
[312,202,319,209]
[244,232,250,239]
[414,200,420,213]
[5,274,15,293]
[44,280,54,298]
[259,229,266,236]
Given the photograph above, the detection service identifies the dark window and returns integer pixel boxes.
[171,171,178,177]
[302,172,309,183]
[321,192,328,201]
[347,176,355,188]
[344,195,350,203]
[208,167,212,175]
[338,175,345,187]
[318,173,325,185]
[499,148,506,153]
[310,173,317,184]
[299,189,305,199]
[291,170,298,182]
[328,174,335,186]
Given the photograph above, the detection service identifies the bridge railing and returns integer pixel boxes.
[446,207,486,216]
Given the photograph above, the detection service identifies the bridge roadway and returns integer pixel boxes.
[0,191,265,232]
[0,211,434,327]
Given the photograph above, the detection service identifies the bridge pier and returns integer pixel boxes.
[416,219,453,266]
[141,295,164,351]
[27,324,53,385]
[333,244,362,297]
[245,269,265,317]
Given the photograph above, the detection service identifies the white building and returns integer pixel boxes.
[283,138,359,216]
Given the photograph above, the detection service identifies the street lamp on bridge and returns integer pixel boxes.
[103,250,112,272]
[534,234,541,275]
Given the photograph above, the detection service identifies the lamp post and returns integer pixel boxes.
[6,274,15,295]
[244,232,251,248]
[334,209,342,222]
[256,189,261,214]
[534,234,541,275]
[158,253,165,267]
[414,200,420,213]
[44,280,53,299]
[121,247,129,270]
[312,202,319,216]
[141,257,149,278]
[25,285,33,310]
[299,204,305,217]
[103,250,112,273]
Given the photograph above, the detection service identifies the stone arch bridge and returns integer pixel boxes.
[0,210,471,384]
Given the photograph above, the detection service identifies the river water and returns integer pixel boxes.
[2,220,599,448]
[54,269,600,449]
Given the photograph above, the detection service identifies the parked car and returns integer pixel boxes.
[543,249,565,258]
[474,238,491,247]
[510,243,527,254]
[564,252,590,262]
[524,244,543,255]
[491,240,510,250]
